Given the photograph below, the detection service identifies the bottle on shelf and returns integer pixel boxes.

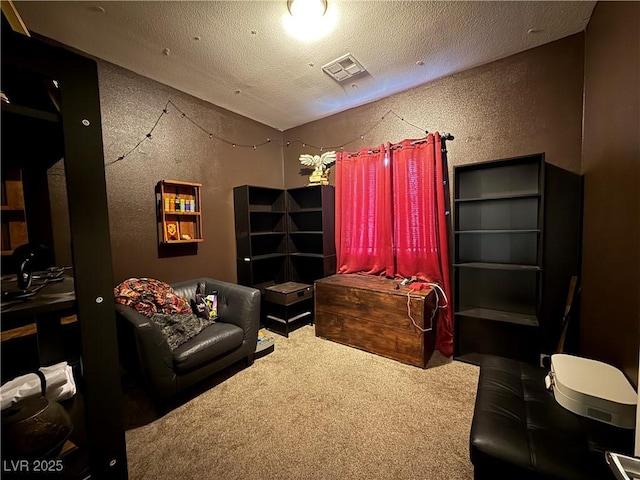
[164,195,170,212]
[174,195,180,212]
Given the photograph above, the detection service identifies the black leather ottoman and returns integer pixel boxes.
[470,355,634,480]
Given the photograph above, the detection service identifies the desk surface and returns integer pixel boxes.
[1,275,76,323]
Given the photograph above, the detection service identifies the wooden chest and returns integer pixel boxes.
[314,274,436,368]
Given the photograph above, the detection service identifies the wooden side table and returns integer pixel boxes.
[263,282,313,337]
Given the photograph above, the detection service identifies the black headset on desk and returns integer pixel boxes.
[12,243,55,291]
[17,255,33,290]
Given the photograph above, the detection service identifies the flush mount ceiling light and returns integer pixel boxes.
[287,0,327,19]
[283,0,336,42]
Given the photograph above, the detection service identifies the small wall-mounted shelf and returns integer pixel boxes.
[156,180,203,244]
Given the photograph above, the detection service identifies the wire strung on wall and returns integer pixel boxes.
[107,100,273,166]
[286,110,438,152]
[107,100,453,166]
[286,111,453,151]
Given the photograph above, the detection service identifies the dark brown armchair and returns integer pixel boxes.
[115,278,260,405]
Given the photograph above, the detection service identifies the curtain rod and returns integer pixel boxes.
[344,133,455,157]
[410,133,455,143]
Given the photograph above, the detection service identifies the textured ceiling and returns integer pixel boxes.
[13,1,596,131]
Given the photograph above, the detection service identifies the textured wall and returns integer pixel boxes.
[51,36,586,292]
[81,36,584,286]
[97,62,283,284]
[582,2,639,387]
[47,159,71,267]
[283,34,585,188]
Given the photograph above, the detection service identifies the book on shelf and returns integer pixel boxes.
[165,221,179,241]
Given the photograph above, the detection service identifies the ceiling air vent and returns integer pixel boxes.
[322,53,366,83]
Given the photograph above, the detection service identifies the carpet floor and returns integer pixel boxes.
[124,325,480,480]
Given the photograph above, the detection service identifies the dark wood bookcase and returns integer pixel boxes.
[233,186,288,292]
[233,185,335,291]
[286,185,336,284]
[453,153,582,366]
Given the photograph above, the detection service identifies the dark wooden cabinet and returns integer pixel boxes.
[233,185,335,291]
[453,153,582,365]
[1,21,128,479]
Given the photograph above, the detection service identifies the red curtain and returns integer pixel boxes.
[334,133,453,357]
[335,146,393,275]
[391,134,453,357]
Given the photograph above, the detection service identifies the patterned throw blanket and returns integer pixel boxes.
[114,277,192,316]
[114,278,214,350]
